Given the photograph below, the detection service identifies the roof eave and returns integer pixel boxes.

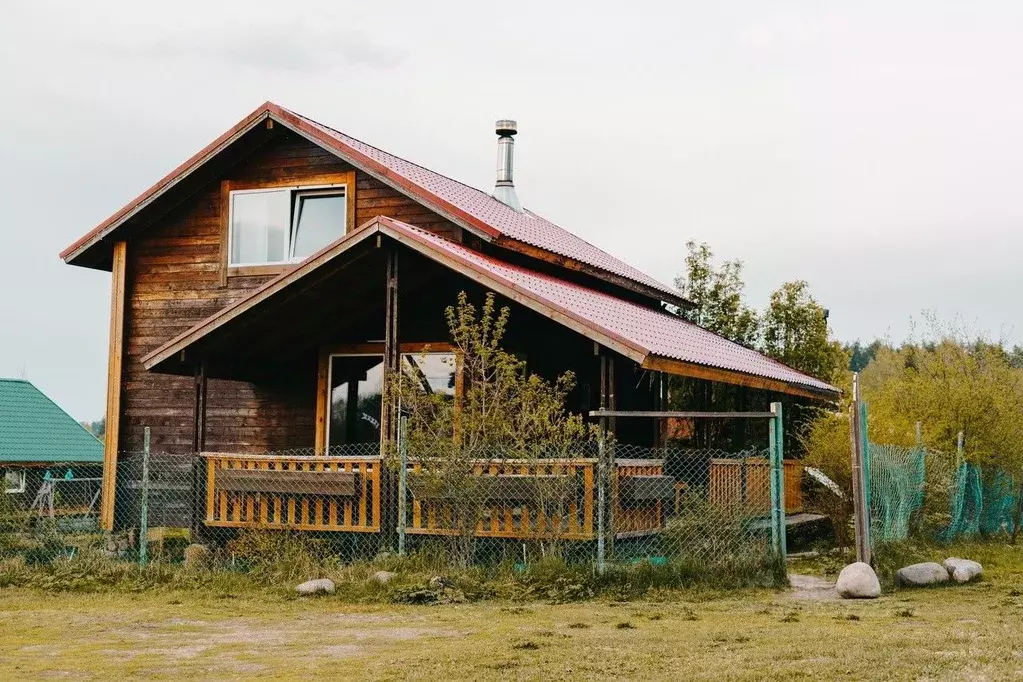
[143,216,839,402]
[60,104,276,266]
[641,354,840,401]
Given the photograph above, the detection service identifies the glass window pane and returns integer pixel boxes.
[402,353,457,397]
[230,190,289,265]
[4,470,25,493]
[328,355,384,448]
[292,192,347,258]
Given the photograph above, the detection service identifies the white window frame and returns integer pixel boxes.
[228,183,348,268]
[3,469,26,494]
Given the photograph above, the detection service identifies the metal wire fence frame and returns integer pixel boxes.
[3,406,793,584]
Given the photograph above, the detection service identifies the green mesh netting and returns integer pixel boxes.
[867,444,926,543]
[867,444,1018,543]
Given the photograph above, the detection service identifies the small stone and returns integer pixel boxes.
[296,578,335,596]
[372,570,397,585]
[835,562,881,599]
[429,576,452,590]
[896,562,950,587]
[944,558,982,583]
[183,544,212,569]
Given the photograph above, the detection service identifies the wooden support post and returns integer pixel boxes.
[100,241,127,531]
[191,358,207,538]
[596,351,607,574]
[381,247,399,547]
[849,373,872,565]
[397,413,408,555]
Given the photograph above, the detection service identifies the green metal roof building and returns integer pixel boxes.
[0,379,103,464]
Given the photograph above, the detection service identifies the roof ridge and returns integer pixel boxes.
[283,107,539,218]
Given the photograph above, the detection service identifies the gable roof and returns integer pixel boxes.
[60,102,689,308]
[0,379,104,464]
[142,217,838,400]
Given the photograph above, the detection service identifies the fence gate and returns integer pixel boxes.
[588,403,788,573]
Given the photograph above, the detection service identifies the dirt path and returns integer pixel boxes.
[788,573,840,600]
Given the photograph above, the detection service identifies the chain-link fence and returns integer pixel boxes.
[868,442,1021,544]
[0,464,102,528]
[2,438,794,585]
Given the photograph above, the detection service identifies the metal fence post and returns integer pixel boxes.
[139,426,151,567]
[596,434,606,575]
[397,413,408,556]
[768,402,786,561]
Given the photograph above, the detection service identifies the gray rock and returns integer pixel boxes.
[429,576,452,590]
[183,543,212,569]
[835,562,881,599]
[896,562,950,587]
[295,578,335,596]
[944,557,983,583]
[372,570,397,585]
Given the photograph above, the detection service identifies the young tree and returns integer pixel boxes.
[762,281,848,385]
[390,291,596,564]
[674,241,760,347]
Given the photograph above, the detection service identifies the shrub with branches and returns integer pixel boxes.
[389,291,599,565]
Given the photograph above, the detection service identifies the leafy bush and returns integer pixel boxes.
[226,529,340,584]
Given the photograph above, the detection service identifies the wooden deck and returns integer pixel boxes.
[201,452,804,537]
[406,458,672,541]
[708,458,803,514]
[203,453,382,532]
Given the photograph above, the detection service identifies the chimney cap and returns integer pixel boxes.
[495,119,517,136]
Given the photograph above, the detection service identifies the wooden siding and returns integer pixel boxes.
[118,130,460,459]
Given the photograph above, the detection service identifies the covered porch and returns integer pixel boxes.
[138,217,836,546]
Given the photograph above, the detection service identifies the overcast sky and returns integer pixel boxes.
[1,1,1021,420]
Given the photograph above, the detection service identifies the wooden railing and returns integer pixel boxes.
[405,458,673,540]
[708,458,803,515]
[613,459,674,538]
[405,458,595,540]
[201,452,802,538]
[203,453,381,532]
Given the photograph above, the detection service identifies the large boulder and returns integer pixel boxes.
[896,562,950,587]
[296,578,335,596]
[835,562,881,599]
[944,558,983,583]
[372,570,397,585]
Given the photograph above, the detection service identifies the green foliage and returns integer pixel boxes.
[389,291,599,565]
[846,339,886,372]
[859,318,1023,466]
[762,281,848,385]
[674,241,760,347]
[226,529,340,584]
[673,242,847,385]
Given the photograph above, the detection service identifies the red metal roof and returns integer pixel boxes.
[141,215,837,398]
[282,108,680,300]
[384,219,838,396]
[61,102,683,304]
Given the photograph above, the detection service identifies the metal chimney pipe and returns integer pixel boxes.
[494,119,523,212]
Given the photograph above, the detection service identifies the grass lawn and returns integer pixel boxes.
[3,545,1023,680]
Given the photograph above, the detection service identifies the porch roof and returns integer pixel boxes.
[141,218,839,400]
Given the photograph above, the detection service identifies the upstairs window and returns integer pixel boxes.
[229,184,347,267]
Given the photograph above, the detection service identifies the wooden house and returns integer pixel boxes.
[0,379,104,518]
[60,103,838,542]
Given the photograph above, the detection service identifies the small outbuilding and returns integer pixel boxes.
[0,379,104,518]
